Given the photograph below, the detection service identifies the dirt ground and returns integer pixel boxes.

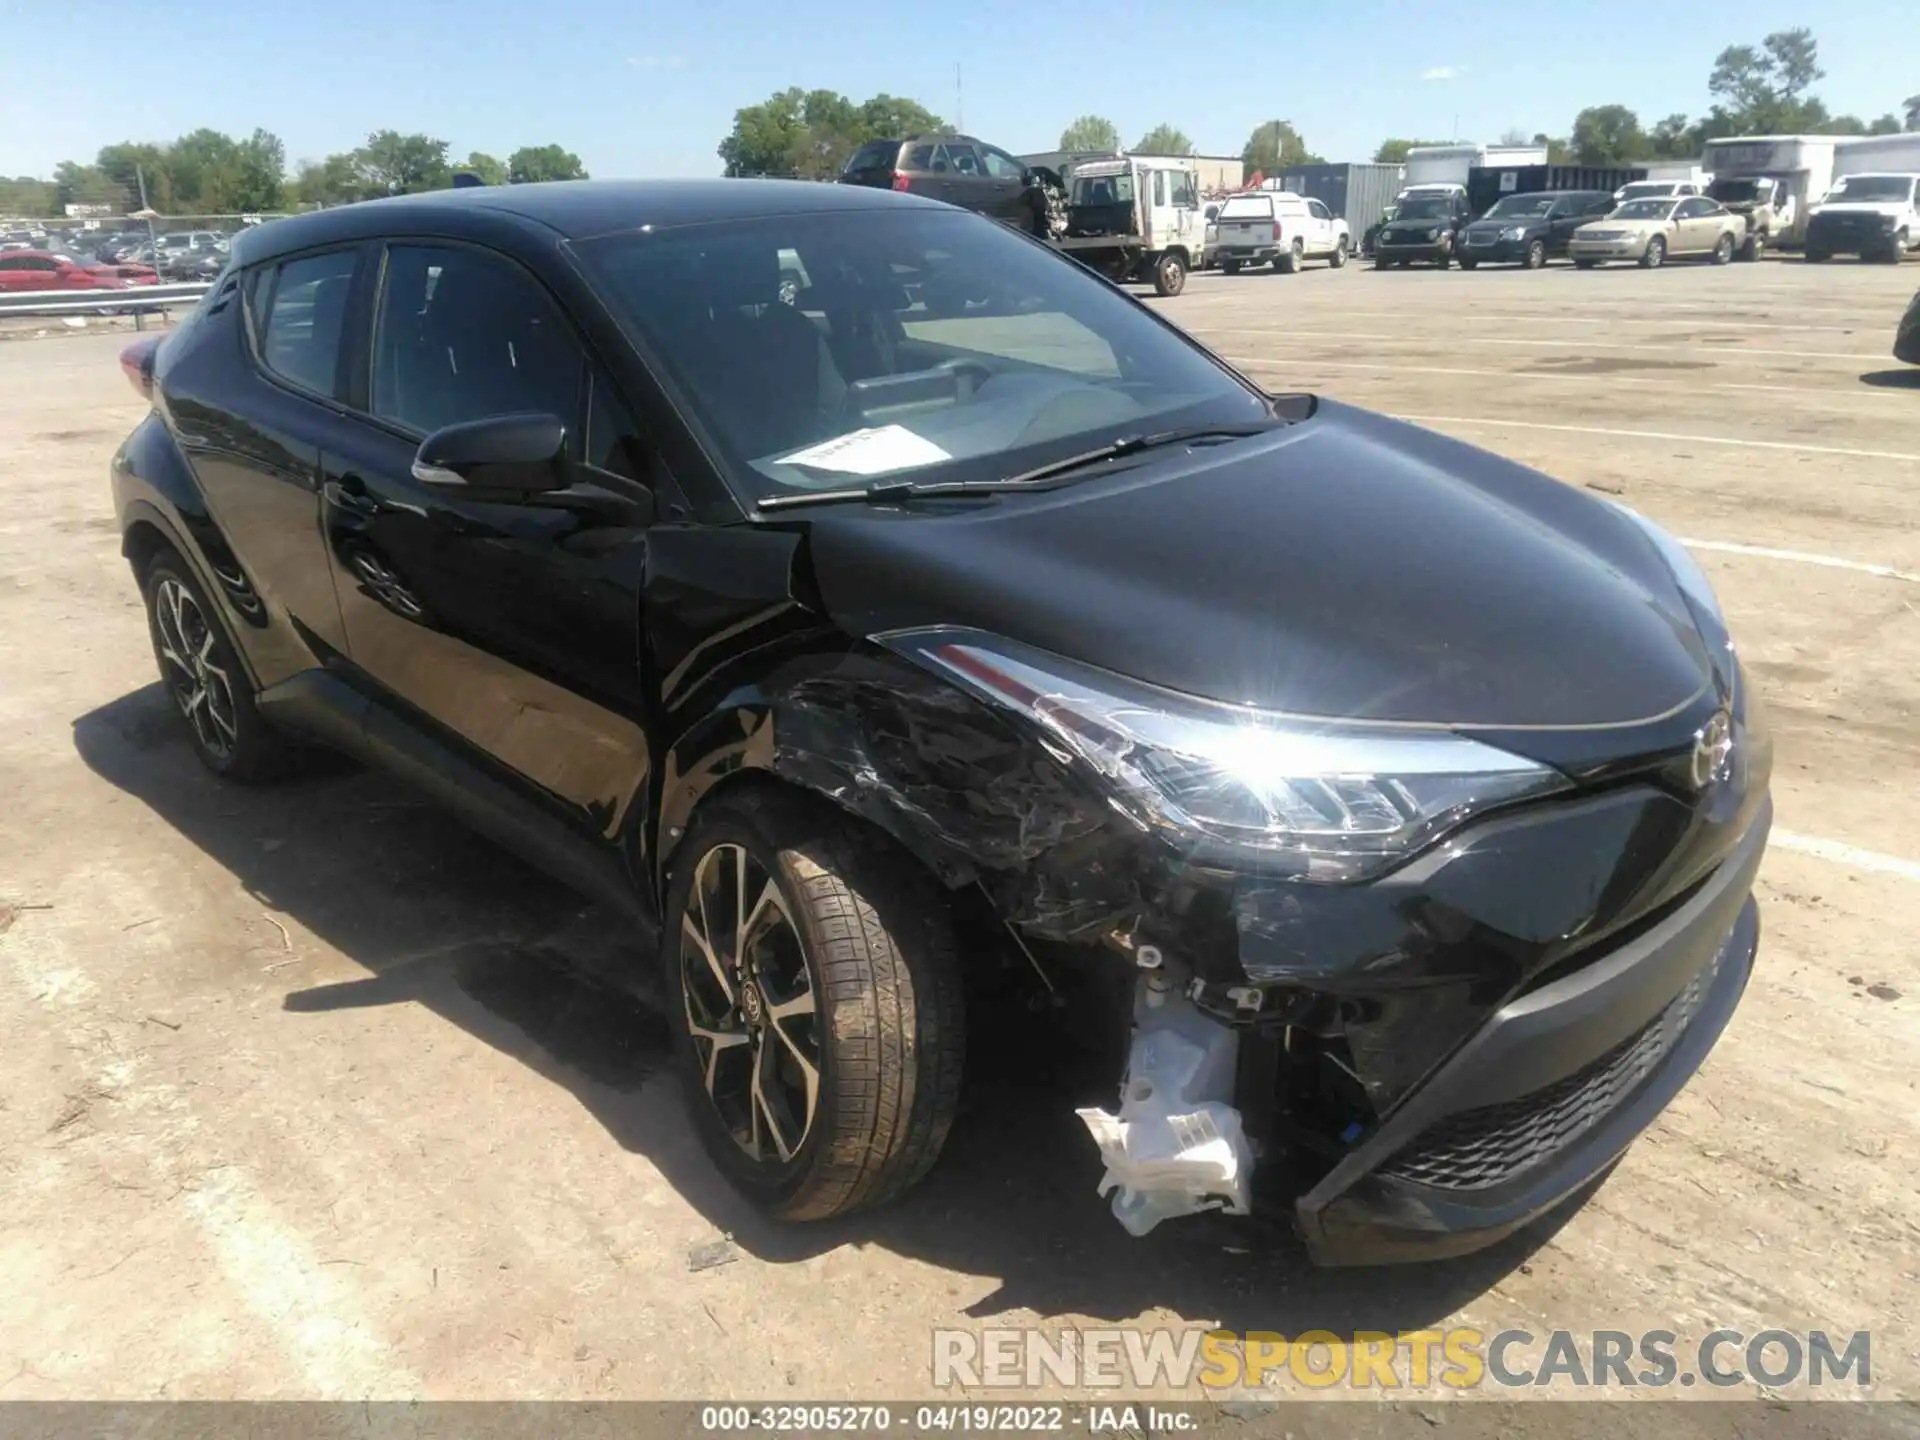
[1,255,1917,1428]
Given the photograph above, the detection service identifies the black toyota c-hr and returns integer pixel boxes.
[113,180,1770,1264]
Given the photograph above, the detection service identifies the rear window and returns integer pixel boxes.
[1220,196,1274,219]
[844,141,899,175]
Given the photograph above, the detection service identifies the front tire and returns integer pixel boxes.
[1739,233,1763,262]
[1712,234,1736,265]
[141,550,295,782]
[1890,231,1910,264]
[1523,239,1547,270]
[665,789,965,1221]
[1328,237,1348,269]
[1457,256,1478,270]
[1639,236,1666,269]
[1221,257,1242,276]
[1152,251,1187,296]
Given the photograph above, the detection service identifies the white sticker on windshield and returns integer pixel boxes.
[778,426,952,476]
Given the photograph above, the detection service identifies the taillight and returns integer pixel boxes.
[890,172,910,192]
[1272,220,1283,241]
[119,337,158,402]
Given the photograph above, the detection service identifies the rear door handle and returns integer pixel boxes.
[324,477,379,516]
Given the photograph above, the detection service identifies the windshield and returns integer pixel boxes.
[1708,179,1762,204]
[1612,199,1678,221]
[1484,195,1555,219]
[1394,196,1451,219]
[1825,175,1914,203]
[1070,172,1134,206]
[573,209,1267,502]
[1615,183,1675,202]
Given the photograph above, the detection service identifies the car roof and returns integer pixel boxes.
[232,179,949,268]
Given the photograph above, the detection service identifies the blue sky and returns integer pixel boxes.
[6,0,1911,180]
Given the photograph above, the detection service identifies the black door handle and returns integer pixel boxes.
[324,477,379,516]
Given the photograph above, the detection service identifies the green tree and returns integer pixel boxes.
[1059,115,1121,152]
[357,130,451,195]
[858,94,944,140]
[458,152,507,186]
[1372,138,1448,164]
[1133,124,1194,156]
[719,88,811,177]
[1570,104,1647,165]
[1241,120,1318,173]
[96,142,173,210]
[0,176,60,217]
[507,144,588,183]
[1497,127,1533,146]
[1906,94,1920,130]
[1647,113,1695,158]
[53,161,129,211]
[294,153,369,207]
[1532,131,1571,163]
[1708,28,1827,133]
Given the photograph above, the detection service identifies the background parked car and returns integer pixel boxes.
[1612,179,1704,204]
[1372,187,1472,268]
[1896,287,1920,364]
[840,135,1060,237]
[0,250,130,292]
[1568,196,1743,269]
[52,253,159,285]
[1805,173,1920,263]
[1457,190,1614,269]
[1213,190,1348,274]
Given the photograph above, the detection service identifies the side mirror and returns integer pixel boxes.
[412,413,570,494]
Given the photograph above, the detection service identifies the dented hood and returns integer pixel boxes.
[802,399,1711,732]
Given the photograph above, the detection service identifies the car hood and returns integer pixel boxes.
[1578,218,1666,235]
[1382,219,1447,234]
[801,399,1712,736]
[1466,216,1546,234]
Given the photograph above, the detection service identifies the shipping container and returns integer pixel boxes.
[1466,163,1649,217]
[1277,162,1407,228]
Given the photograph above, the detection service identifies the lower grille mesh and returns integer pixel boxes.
[1379,953,1723,1192]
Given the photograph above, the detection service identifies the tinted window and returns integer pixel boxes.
[372,245,584,436]
[903,144,937,172]
[258,249,358,397]
[1307,198,1330,220]
[943,143,982,176]
[586,370,649,482]
[1219,195,1273,219]
[576,209,1265,501]
[845,141,899,175]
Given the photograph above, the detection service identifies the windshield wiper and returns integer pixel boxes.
[755,423,1284,511]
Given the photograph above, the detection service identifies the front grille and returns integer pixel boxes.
[1378,950,1723,1192]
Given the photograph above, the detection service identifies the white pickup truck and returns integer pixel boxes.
[1213,190,1350,274]
[1805,173,1920,263]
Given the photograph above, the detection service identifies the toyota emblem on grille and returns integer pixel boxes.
[1690,710,1735,790]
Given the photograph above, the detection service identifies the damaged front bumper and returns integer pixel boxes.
[1298,804,1764,1263]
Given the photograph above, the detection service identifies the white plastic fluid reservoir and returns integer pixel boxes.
[1075,980,1253,1236]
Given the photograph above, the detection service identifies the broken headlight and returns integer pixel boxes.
[882,629,1567,883]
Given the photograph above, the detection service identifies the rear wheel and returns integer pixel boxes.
[1457,256,1478,270]
[1152,251,1187,296]
[1739,233,1763,262]
[1804,247,1831,263]
[1890,231,1910,264]
[1221,257,1242,276]
[1639,236,1666,269]
[1712,234,1736,265]
[140,549,294,782]
[665,789,965,1221]
[1276,238,1304,274]
[1523,239,1547,270]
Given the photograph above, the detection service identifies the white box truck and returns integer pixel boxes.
[1701,135,1840,250]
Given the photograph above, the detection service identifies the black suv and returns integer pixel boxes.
[1458,190,1615,269]
[1372,189,1474,268]
[112,180,1768,1264]
[840,134,1053,235]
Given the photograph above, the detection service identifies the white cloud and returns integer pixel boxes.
[1421,65,1463,81]
[627,53,688,69]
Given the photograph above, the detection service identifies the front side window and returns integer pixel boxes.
[1307,199,1331,220]
[574,208,1266,502]
[371,244,584,436]
[256,249,358,397]
[980,147,1025,180]
[1172,172,1198,209]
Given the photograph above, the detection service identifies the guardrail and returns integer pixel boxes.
[0,282,212,328]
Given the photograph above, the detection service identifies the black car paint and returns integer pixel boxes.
[1898,288,1920,364]
[1458,191,1614,266]
[113,180,1768,1264]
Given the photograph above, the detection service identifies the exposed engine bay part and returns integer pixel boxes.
[1026,166,1069,242]
[1076,963,1253,1236]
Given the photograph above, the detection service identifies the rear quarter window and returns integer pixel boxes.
[252,249,359,398]
[845,141,900,174]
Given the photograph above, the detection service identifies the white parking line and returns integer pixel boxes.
[1773,830,1920,882]
[1678,539,1920,583]
[1232,312,1874,333]
[1204,327,1887,362]
[1388,413,1920,463]
[1215,354,1902,402]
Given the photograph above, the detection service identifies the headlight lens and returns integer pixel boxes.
[1425,227,1441,240]
[882,630,1568,883]
[1500,226,1527,241]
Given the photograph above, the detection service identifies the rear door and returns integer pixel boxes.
[1672,198,1710,253]
[1545,196,1588,254]
[317,238,653,837]
[937,141,995,216]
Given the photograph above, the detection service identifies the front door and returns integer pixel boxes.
[319,239,654,839]
[978,143,1034,227]
[1307,197,1337,254]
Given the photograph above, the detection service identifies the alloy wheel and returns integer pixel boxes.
[153,576,239,760]
[679,843,820,1164]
